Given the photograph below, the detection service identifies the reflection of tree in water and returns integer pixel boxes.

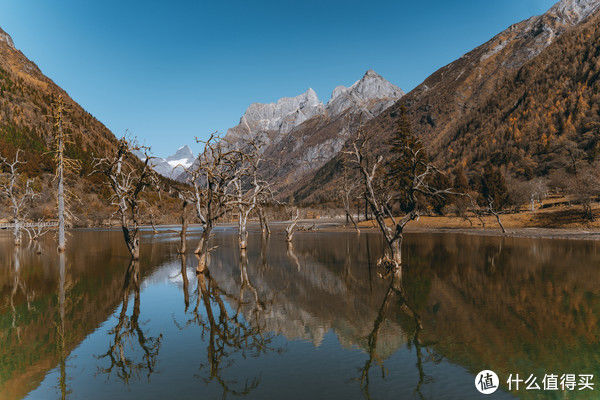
[178,253,279,398]
[56,253,73,399]
[6,248,35,342]
[180,254,190,312]
[358,268,440,400]
[97,260,163,384]
[286,242,301,271]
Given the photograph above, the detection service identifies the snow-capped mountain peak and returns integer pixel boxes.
[133,145,195,179]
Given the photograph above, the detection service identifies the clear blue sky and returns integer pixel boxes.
[2,0,556,157]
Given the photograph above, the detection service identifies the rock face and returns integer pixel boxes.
[326,69,404,118]
[225,88,324,148]
[548,0,600,24]
[0,28,14,49]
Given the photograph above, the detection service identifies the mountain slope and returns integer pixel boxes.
[292,0,600,203]
[0,27,182,225]
[401,0,600,152]
[0,27,119,174]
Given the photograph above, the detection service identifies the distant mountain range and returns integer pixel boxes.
[195,69,404,187]
[1,0,599,210]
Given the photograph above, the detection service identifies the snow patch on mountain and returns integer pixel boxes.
[134,145,195,179]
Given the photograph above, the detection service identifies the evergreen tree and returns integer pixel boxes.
[480,165,509,210]
[387,105,428,212]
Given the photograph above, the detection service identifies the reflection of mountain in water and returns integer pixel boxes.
[2,229,600,399]
[404,235,600,384]
[208,232,410,356]
[205,231,600,395]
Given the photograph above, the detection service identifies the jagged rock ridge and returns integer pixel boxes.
[177,70,403,184]
[224,70,403,149]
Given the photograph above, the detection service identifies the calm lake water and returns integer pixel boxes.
[1,227,599,399]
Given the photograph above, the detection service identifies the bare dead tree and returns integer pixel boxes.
[186,133,238,271]
[93,135,158,259]
[257,206,271,237]
[486,198,506,234]
[52,95,81,253]
[24,219,52,251]
[0,150,36,246]
[176,191,193,254]
[284,208,300,243]
[232,141,271,249]
[346,131,459,270]
[149,210,159,234]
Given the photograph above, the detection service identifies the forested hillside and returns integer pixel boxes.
[292,2,600,207]
[0,27,180,225]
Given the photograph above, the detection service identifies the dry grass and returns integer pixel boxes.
[357,201,600,231]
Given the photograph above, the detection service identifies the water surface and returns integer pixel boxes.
[1,227,599,399]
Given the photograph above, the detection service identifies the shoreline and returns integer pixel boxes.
[4,219,600,242]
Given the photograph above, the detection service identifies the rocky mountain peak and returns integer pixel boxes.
[0,27,15,49]
[166,145,194,164]
[326,69,404,117]
[225,88,325,145]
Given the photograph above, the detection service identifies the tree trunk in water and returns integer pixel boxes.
[179,201,188,254]
[195,227,212,273]
[122,225,140,260]
[131,241,140,260]
[239,229,248,250]
[13,220,20,247]
[384,235,403,270]
[58,252,67,400]
[150,214,158,234]
[348,212,360,233]
[57,160,66,252]
[258,208,270,237]
[238,212,248,250]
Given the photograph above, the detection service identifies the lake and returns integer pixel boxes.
[1,227,599,399]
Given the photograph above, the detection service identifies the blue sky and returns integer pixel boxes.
[2,0,556,157]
